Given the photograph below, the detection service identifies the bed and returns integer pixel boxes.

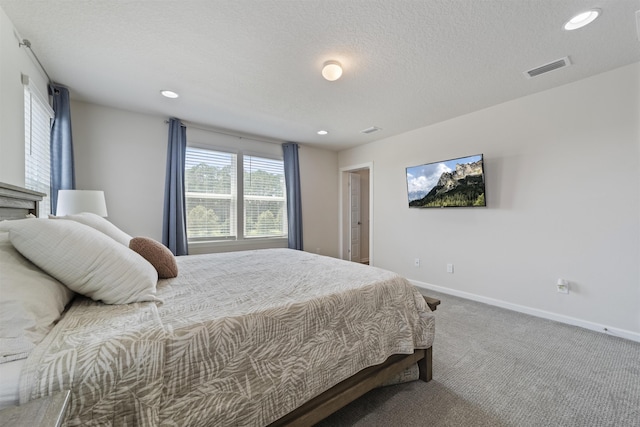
[0,182,435,426]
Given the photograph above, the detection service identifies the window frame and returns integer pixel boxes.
[184,145,238,241]
[184,142,288,252]
[242,153,288,240]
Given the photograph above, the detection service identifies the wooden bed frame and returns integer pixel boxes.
[0,182,45,220]
[0,182,434,426]
[269,348,432,426]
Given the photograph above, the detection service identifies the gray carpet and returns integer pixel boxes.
[317,291,640,426]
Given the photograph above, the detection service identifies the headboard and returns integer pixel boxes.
[0,182,45,220]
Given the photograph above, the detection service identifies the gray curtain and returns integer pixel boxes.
[49,84,75,214]
[163,118,188,256]
[282,142,303,250]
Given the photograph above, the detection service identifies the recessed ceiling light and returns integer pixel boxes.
[160,90,179,98]
[317,130,328,135]
[564,9,600,30]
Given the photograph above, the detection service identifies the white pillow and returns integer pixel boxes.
[5,219,159,305]
[0,232,75,363]
[51,212,132,246]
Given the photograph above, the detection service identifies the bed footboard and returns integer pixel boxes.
[268,347,432,427]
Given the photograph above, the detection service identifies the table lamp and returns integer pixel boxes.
[56,190,108,217]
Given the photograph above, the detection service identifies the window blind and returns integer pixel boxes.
[243,155,287,238]
[23,77,54,217]
[184,146,287,242]
[185,147,237,240]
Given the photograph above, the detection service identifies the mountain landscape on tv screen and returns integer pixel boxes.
[409,159,485,207]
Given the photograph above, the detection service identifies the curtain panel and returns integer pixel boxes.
[163,118,188,256]
[49,84,75,214]
[282,142,303,250]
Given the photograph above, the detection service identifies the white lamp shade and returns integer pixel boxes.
[56,190,108,217]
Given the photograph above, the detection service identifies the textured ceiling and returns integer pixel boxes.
[2,0,639,151]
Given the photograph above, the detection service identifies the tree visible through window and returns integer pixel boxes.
[184,147,287,242]
[185,148,236,240]
[244,155,287,238]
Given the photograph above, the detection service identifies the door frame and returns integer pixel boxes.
[348,172,361,263]
[339,162,374,264]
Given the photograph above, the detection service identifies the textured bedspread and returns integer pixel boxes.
[19,249,435,426]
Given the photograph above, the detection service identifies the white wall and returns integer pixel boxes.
[299,144,339,258]
[71,101,167,238]
[71,100,340,255]
[0,6,49,187]
[339,63,640,337]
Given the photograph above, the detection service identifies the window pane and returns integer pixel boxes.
[245,199,287,237]
[186,197,233,239]
[185,148,234,194]
[185,148,237,240]
[244,155,287,238]
[24,87,52,217]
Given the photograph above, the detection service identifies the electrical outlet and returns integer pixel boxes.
[414,258,420,267]
[447,263,454,273]
[556,279,569,294]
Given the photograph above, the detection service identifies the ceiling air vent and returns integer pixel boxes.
[361,126,382,134]
[524,56,571,79]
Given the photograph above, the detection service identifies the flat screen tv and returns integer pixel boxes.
[406,154,486,208]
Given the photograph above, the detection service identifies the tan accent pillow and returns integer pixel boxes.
[129,237,178,279]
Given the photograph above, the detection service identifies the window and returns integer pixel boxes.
[185,147,287,242]
[243,155,287,238]
[23,77,54,217]
[185,147,237,240]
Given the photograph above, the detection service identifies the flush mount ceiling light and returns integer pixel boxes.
[564,9,600,30]
[317,130,328,135]
[321,61,343,81]
[160,90,179,98]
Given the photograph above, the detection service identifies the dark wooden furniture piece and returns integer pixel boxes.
[0,391,70,427]
[269,349,432,426]
[423,295,441,311]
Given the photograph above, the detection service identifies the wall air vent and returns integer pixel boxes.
[361,126,382,134]
[524,56,571,79]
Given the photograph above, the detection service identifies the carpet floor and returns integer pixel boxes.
[317,291,640,427]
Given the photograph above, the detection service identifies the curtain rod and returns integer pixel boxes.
[164,119,284,146]
[19,39,53,86]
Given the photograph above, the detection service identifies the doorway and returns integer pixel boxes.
[340,163,373,265]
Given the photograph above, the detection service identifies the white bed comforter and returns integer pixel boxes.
[19,249,435,426]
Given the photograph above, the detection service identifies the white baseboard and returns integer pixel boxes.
[411,280,640,344]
